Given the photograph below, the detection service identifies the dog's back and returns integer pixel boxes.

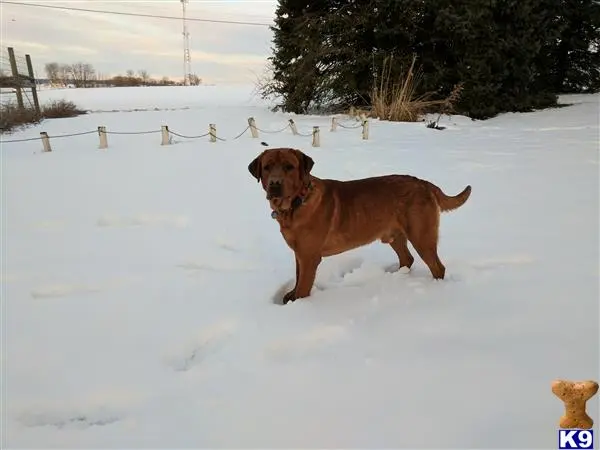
[315,175,471,258]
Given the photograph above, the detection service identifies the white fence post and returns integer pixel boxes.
[312,126,320,147]
[362,119,369,140]
[209,124,217,143]
[330,117,337,132]
[289,119,298,135]
[248,117,259,138]
[40,132,51,152]
[161,125,170,145]
[98,126,108,149]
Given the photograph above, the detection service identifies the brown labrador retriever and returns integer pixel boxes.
[248,147,471,304]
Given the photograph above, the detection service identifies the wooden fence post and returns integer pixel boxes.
[312,126,320,147]
[362,119,369,140]
[209,124,217,143]
[25,54,40,114]
[7,47,24,109]
[40,132,51,152]
[289,119,298,135]
[161,125,170,145]
[247,117,259,138]
[330,117,337,132]
[98,126,108,149]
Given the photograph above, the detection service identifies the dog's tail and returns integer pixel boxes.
[429,183,472,212]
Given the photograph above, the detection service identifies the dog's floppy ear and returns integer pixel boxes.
[302,153,314,175]
[248,152,263,182]
[294,150,314,177]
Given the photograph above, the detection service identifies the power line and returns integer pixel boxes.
[0,1,274,27]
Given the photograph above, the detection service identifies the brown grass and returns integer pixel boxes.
[370,55,462,122]
[0,102,42,133]
[42,99,86,119]
[1,99,86,134]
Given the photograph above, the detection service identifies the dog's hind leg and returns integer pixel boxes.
[389,232,414,270]
[407,208,446,279]
[412,241,445,279]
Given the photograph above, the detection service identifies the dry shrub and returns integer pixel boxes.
[42,99,86,119]
[371,55,462,122]
[0,102,42,133]
[1,99,86,134]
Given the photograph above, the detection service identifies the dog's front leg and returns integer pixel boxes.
[282,256,299,304]
[289,254,321,301]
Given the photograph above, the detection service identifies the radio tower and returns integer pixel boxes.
[181,0,192,86]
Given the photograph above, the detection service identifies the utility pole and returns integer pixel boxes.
[181,0,192,86]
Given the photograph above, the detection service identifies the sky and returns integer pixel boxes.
[0,0,278,84]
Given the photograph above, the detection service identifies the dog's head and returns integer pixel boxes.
[248,147,314,210]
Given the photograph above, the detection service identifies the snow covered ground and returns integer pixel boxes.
[2,86,599,448]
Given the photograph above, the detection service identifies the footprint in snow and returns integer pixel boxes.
[176,260,256,274]
[271,257,365,304]
[18,409,120,430]
[165,319,238,372]
[265,324,348,361]
[30,283,102,299]
[215,237,241,253]
[30,278,132,299]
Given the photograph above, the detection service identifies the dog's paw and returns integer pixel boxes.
[282,289,296,304]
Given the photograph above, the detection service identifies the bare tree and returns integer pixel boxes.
[68,64,80,87]
[82,63,96,87]
[58,64,71,86]
[69,62,96,88]
[45,62,61,86]
[189,73,202,86]
[138,69,150,85]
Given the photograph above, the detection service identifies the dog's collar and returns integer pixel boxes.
[271,181,313,219]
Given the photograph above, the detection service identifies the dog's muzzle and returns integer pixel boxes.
[267,181,283,199]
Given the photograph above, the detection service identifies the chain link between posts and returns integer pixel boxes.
[337,122,363,129]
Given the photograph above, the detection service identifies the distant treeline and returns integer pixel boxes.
[42,62,201,88]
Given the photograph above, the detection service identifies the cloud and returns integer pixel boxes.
[2,40,49,52]
[0,0,277,83]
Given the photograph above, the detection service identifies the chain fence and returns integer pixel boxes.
[0,115,370,150]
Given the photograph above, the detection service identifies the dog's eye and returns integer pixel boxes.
[283,164,294,172]
[264,164,272,171]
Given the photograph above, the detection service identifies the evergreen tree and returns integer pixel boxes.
[266,0,598,119]
[268,0,422,113]
[268,0,330,112]
[416,0,558,119]
[542,0,600,93]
